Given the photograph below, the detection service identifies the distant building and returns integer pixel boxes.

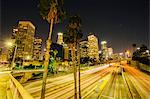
[80,40,88,58]
[12,21,35,63]
[80,40,89,63]
[101,41,108,59]
[63,44,69,60]
[88,34,99,61]
[33,37,42,61]
[107,47,113,58]
[57,32,64,45]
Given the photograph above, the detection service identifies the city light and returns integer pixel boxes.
[101,41,107,45]
[0,1,149,99]
[5,41,13,47]
[137,47,140,50]
[26,55,31,60]
[119,53,123,55]
[98,50,102,54]
[146,50,149,53]
[58,32,63,35]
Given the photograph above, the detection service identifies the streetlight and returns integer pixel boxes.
[137,47,140,50]
[5,40,17,70]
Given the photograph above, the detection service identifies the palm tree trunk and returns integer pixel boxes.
[41,18,54,99]
[77,40,81,99]
[72,43,77,99]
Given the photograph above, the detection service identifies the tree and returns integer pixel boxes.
[39,0,66,98]
[48,50,58,73]
[64,15,82,99]
[132,44,149,65]
[132,43,136,53]
[140,44,148,52]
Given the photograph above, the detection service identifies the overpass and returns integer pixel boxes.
[12,69,44,73]
[0,71,33,99]
[11,69,44,83]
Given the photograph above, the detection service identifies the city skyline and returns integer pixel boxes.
[0,1,149,99]
[1,0,149,53]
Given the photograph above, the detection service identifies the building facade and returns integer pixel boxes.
[12,21,35,63]
[57,32,64,45]
[33,37,42,60]
[101,41,108,60]
[80,40,88,58]
[88,34,99,61]
[107,47,113,58]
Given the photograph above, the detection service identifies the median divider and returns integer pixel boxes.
[121,67,133,99]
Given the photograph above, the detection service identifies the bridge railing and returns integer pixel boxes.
[8,74,33,99]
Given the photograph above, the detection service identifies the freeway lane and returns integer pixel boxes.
[23,63,150,99]
[86,64,150,99]
[55,67,114,99]
[124,65,150,99]
[97,66,133,99]
[24,65,112,99]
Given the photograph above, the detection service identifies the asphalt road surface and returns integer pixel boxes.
[23,63,150,99]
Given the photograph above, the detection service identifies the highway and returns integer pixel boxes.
[23,63,150,99]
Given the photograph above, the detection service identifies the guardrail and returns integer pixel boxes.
[8,74,33,99]
[12,69,44,73]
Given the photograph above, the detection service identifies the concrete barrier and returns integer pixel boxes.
[130,60,150,73]
[8,74,33,99]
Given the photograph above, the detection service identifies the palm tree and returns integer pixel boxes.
[39,0,65,98]
[64,15,82,99]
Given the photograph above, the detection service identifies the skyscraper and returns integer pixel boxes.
[80,40,89,63]
[101,41,108,59]
[12,21,35,63]
[80,40,88,58]
[107,47,113,58]
[57,32,63,45]
[33,37,42,61]
[88,34,99,61]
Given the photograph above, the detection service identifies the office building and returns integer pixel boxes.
[80,40,88,58]
[101,41,108,59]
[12,21,35,62]
[107,47,113,58]
[33,37,42,60]
[57,32,64,45]
[88,34,99,61]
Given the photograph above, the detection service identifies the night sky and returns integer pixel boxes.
[0,0,149,53]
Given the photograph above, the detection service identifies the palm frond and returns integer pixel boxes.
[64,15,83,44]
